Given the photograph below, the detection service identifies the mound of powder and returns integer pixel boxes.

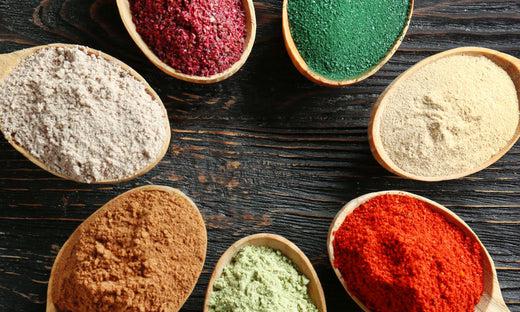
[377,54,519,177]
[333,194,484,312]
[51,188,207,312]
[0,46,168,183]
[288,0,410,80]
[130,0,247,76]
[209,245,318,312]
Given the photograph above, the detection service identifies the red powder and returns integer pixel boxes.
[130,0,247,77]
[333,194,484,312]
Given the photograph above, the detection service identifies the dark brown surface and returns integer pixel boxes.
[0,0,519,311]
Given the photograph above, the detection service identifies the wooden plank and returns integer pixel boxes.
[0,0,519,311]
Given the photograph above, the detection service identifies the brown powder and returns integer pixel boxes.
[51,187,207,312]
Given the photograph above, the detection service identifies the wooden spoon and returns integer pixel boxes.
[46,185,207,312]
[0,43,171,184]
[203,233,327,312]
[369,47,520,181]
[327,190,510,312]
[282,0,414,87]
[116,0,256,84]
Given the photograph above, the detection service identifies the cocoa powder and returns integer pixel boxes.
[51,187,207,312]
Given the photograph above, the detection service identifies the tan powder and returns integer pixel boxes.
[0,46,168,183]
[377,55,519,177]
[51,188,207,312]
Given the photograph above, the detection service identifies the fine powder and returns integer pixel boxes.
[333,194,484,312]
[378,55,519,177]
[208,245,318,312]
[0,46,167,183]
[130,0,247,77]
[288,0,409,80]
[51,189,207,312]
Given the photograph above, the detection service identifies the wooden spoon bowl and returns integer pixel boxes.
[327,190,510,312]
[203,233,327,312]
[369,47,520,181]
[0,43,171,184]
[46,185,207,312]
[116,0,256,84]
[282,0,414,87]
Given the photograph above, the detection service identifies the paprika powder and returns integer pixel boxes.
[130,0,247,77]
[333,194,484,312]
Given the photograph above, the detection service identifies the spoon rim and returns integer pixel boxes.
[203,233,327,312]
[46,185,207,312]
[327,190,502,312]
[0,43,171,184]
[282,0,414,87]
[368,46,520,182]
[116,0,257,84]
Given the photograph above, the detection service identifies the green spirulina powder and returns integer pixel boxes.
[288,0,410,80]
[208,245,318,312]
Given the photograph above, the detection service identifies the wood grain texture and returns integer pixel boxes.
[0,0,519,311]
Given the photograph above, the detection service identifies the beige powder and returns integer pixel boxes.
[0,46,167,183]
[378,54,519,177]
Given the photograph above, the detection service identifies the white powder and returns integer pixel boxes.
[377,54,519,178]
[0,46,168,183]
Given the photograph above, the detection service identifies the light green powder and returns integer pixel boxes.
[208,245,319,312]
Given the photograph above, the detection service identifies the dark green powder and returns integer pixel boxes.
[288,0,410,81]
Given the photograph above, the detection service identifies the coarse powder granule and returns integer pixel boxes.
[377,55,519,177]
[288,0,410,80]
[130,0,247,77]
[333,194,484,312]
[208,245,318,312]
[0,46,167,183]
[51,188,207,312]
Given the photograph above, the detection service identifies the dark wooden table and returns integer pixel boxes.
[0,0,519,311]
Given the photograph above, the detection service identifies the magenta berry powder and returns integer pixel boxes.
[130,0,247,77]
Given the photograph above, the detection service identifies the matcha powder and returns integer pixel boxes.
[209,245,318,312]
[288,0,410,80]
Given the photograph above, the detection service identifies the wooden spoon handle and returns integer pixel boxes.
[481,278,510,312]
[484,299,510,312]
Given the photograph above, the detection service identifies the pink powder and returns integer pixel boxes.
[130,0,247,77]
